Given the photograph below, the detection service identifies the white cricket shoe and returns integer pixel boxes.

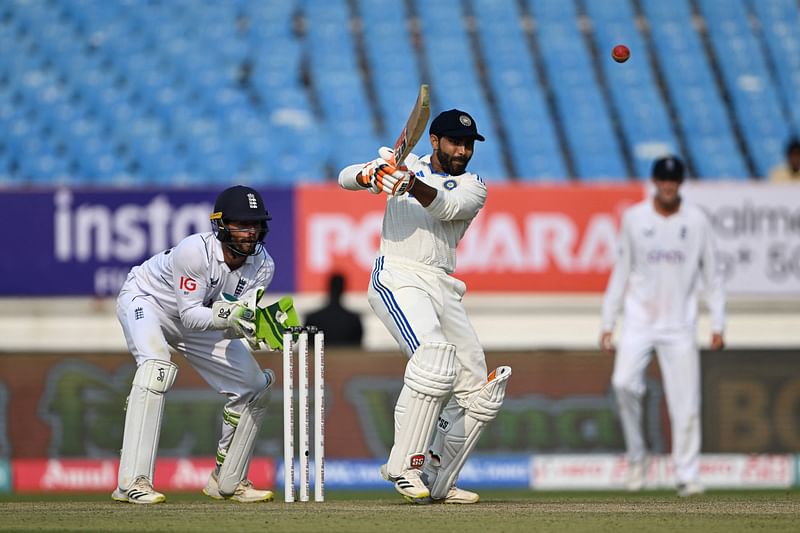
[380,464,430,500]
[203,472,274,503]
[433,486,480,504]
[111,476,166,504]
[626,460,645,492]
[677,481,705,497]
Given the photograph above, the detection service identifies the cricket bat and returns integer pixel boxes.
[391,84,430,166]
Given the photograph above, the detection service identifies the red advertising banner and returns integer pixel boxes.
[12,457,274,493]
[296,183,644,292]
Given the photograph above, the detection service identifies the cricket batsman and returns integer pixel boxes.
[338,109,512,504]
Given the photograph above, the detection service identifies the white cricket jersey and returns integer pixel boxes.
[339,153,487,273]
[120,232,274,330]
[601,199,725,332]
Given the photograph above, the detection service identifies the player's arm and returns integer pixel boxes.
[169,237,258,336]
[599,212,633,353]
[406,177,437,207]
[338,163,373,191]
[699,215,726,350]
[171,238,216,330]
[420,173,487,220]
[338,147,415,195]
[210,255,277,346]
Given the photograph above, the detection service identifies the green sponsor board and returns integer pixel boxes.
[4,352,648,458]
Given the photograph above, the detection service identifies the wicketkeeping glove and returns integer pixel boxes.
[212,287,264,347]
[253,296,302,350]
[356,147,415,196]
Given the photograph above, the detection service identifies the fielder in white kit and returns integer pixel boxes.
[600,156,726,497]
[112,185,281,504]
[339,109,512,504]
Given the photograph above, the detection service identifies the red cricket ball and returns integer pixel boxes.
[612,44,630,63]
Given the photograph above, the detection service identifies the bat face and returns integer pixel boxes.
[392,84,430,165]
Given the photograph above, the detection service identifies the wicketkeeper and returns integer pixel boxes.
[112,185,298,504]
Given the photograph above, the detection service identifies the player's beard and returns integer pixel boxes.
[436,148,470,176]
[229,236,259,256]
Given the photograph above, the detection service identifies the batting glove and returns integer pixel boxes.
[356,147,415,196]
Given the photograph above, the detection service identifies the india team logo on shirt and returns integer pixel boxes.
[443,179,457,190]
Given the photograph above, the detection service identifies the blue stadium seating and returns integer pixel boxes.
[357,0,423,142]
[698,0,789,178]
[641,0,749,179]
[528,0,627,180]
[473,0,567,180]
[749,0,800,136]
[0,0,798,185]
[306,0,381,171]
[584,0,679,179]
[410,0,507,180]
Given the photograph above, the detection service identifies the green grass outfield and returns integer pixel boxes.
[1,489,798,533]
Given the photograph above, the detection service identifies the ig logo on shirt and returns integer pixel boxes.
[179,276,197,293]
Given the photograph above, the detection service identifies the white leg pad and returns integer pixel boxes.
[218,370,274,496]
[386,342,456,478]
[118,359,178,490]
[426,366,512,500]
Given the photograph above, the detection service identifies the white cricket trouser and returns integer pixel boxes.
[116,288,268,455]
[611,325,701,485]
[367,256,488,405]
